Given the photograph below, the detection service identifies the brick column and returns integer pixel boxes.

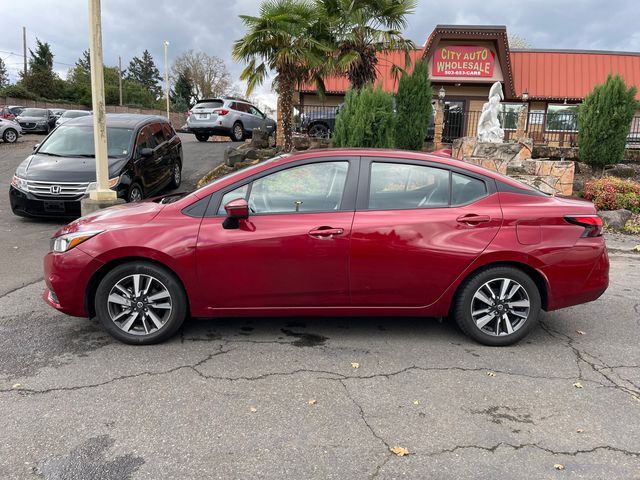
[515,103,529,139]
[433,102,444,150]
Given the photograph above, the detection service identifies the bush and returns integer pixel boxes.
[583,176,640,213]
[0,84,39,100]
[394,60,433,150]
[578,74,638,171]
[332,84,395,148]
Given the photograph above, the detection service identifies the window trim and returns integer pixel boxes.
[205,157,361,217]
[356,157,495,211]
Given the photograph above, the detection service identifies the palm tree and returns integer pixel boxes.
[232,0,331,151]
[319,0,417,90]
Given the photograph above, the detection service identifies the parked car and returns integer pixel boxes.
[1,106,17,121]
[10,114,182,218]
[15,108,57,134]
[186,97,276,142]
[42,148,608,346]
[56,110,92,127]
[0,118,22,143]
[300,104,342,137]
[50,108,67,118]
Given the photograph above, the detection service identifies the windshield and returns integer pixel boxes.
[38,125,134,158]
[63,111,90,118]
[20,108,46,117]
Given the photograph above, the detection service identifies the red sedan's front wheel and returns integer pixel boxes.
[453,266,541,346]
[94,262,187,345]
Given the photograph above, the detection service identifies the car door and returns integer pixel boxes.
[195,158,358,309]
[133,125,160,191]
[349,157,503,307]
[235,102,257,131]
[149,122,172,189]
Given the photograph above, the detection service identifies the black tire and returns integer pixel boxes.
[169,162,182,189]
[127,182,144,203]
[308,123,330,138]
[195,133,209,142]
[452,266,541,346]
[231,122,244,142]
[95,262,187,345]
[3,128,18,143]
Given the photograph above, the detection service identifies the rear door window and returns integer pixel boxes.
[451,173,487,205]
[368,162,450,210]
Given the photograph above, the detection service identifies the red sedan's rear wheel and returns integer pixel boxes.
[94,262,187,344]
[453,266,541,346]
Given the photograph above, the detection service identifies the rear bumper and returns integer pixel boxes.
[43,247,104,317]
[543,244,609,311]
[188,126,232,136]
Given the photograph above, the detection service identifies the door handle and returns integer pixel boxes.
[456,214,491,225]
[309,226,344,237]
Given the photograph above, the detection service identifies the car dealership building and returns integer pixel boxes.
[295,25,640,146]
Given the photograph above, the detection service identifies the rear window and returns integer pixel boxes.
[194,100,223,109]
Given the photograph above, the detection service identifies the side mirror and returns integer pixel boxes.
[224,198,249,219]
[140,147,154,158]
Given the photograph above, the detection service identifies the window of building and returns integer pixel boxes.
[368,162,450,210]
[500,103,523,130]
[545,104,578,132]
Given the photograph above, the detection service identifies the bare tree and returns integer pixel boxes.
[171,50,232,100]
[508,33,532,49]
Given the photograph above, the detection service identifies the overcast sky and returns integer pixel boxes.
[1,0,639,108]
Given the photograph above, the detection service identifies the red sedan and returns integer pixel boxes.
[44,149,608,346]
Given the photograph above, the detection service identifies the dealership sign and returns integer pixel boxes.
[432,46,495,77]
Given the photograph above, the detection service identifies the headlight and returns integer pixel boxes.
[86,176,120,193]
[51,230,103,253]
[11,175,29,192]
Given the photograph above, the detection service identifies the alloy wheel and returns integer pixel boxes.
[470,277,530,336]
[129,186,142,202]
[106,274,173,336]
[173,164,181,185]
[233,124,243,141]
[4,129,17,143]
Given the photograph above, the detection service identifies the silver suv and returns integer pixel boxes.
[186,97,276,142]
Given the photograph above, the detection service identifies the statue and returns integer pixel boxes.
[477,82,505,143]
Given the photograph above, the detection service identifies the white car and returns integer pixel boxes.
[55,110,92,127]
[0,118,22,143]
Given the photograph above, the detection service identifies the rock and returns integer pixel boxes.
[232,159,260,170]
[255,148,277,160]
[244,148,258,160]
[309,137,331,149]
[224,146,246,167]
[605,164,635,179]
[251,129,270,148]
[598,209,633,230]
[293,136,311,150]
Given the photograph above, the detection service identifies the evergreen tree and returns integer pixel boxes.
[0,57,9,88]
[127,50,162,98]
[332,84,395,148]
[170,68,193,111]
[578,74,638,171]
[394,60,432,150]
[19,38,60,98]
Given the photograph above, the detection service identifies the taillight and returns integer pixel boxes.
[214,108,229,116]
[565,215,603,237]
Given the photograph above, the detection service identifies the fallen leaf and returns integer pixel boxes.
[576,330,586,335]
[390,446,409,457]
[249,406,257,413]
[573,382,583,389]
[351,362,360,369]
[553,464,565,470]
[633,244,640,253]
[11,383,22,390]
[576,428,584,433]
[308,399,317,405]
[413,400,420,405]
[487,371,496,377]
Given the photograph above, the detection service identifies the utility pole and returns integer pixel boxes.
[22,27,27,76]
[85,0,117,209]
[164,41,170,120]
[118,55,123,106]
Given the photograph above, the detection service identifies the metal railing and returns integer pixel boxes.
[294,104,341,137]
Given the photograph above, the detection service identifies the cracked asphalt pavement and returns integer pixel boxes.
[1,136,640,479]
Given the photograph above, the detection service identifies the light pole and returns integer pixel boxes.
[164,40,170,121]
[87,0,115,203]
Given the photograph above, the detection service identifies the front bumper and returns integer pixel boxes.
[18,123,48,133]
[10,186,82,218]
[43,247,104,317]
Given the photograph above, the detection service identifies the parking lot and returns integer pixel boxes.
[1,135,640,479]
